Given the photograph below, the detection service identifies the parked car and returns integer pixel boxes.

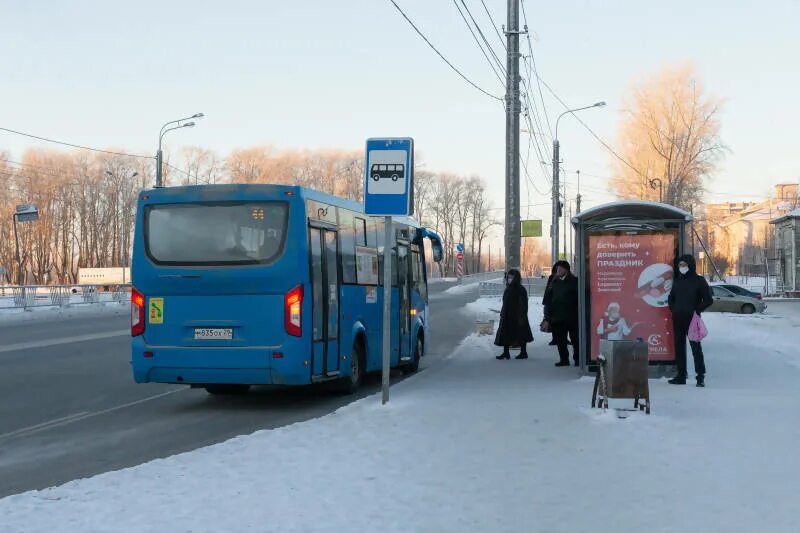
[707,285,767,314]
[711,283,763,300]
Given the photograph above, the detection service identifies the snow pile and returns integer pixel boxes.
[0,302,128,324]
[1,303,799,531]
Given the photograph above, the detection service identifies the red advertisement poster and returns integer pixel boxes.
[588,233,676,362]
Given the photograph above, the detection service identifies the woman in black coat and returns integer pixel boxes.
[495,269,534,360]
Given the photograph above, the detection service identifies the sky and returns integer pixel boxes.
[2,0,799,246]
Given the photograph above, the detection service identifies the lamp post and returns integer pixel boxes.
[156,113,203,188]
[552,101,605,264]
[649,178,664,203]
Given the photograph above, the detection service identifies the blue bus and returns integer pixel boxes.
[130,184,443,395]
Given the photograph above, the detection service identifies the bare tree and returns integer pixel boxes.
[612,64,725,210]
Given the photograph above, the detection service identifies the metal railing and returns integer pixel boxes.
[478,277,545,299]
[0,284,131,311]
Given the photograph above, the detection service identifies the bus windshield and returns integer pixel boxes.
[145,202,288,266]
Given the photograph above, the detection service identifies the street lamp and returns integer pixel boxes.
[551,101,605,263]
[156,113,203,188]
[649,178,664,203]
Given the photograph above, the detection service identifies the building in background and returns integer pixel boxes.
[704,184,798,277]
[770,209,800,296]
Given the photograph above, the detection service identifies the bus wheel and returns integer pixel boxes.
[336,342,364,395]
[204,384,251,395]
[406,335,423,374]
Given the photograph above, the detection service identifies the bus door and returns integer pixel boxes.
[309,226,341,378]
[397,244,412,362]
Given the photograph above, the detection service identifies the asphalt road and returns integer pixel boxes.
[0,281,480,497]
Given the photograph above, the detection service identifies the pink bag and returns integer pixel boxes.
[688,312,708,342]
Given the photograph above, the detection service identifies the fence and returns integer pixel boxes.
[0,284,131,311]
[478,277,543,298]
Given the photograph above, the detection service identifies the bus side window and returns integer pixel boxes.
[366,217,378,248]
[355,217,367,247]
[412,249,427,301]
[339,210,357,284]
[375,219,399,287]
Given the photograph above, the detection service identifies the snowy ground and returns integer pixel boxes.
[0,299,128,324]
[1,301,799,532]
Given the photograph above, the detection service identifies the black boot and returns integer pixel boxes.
[514,353,528,360]
[668,376,686,385]
[548,339,557,346]
[496,353,510,360]
[555,360,570,367]
[696,375,705,388]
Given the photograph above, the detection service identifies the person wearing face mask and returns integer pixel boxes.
[667,254,713,386]
[543,260,579,367]
[494,269,534,360]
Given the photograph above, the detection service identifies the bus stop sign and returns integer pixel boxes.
[364,138,414,216]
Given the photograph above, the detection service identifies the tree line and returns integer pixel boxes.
[0,146,500,284]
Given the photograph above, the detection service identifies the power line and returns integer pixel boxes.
[459,0,506,76]
[479,0,507,51]
[387,0,503,102]
[535,76,647,180]
[452,0,506,88]
[0,126,153,160]
[520,0,553,138]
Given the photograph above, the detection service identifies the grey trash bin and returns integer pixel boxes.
[592,339,650,414]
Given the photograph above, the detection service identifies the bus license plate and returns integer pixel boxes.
[194,328,233,340]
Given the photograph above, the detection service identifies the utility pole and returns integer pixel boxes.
[576,170,582,214]
[562,182,568,258]
[504,0,521,272]
[551,139,560,264]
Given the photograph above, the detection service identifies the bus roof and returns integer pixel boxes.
[141,183,424,228]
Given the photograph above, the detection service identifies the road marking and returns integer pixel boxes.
[0,389,183,442]
[0,329,129,354]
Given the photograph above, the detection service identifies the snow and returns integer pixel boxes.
[441,276,502,295]
[2,300,800,532]
[0,300,128,324]
[427,277,458,284]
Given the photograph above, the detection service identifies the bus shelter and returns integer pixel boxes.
[571,201,693,376]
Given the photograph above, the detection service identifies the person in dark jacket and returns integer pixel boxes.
[667,254,713,386]
[543,260,579,367]
[495,269,534,360]
[543,264,558,346]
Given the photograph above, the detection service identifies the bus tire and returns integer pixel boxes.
[336,340,365,395]
[204,384,251,395]
[406,334,423,374]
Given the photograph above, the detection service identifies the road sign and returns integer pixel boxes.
[364,138,414,216]
[521,219,542,237]
[456,252,464,260]
[456,243,464,253]
[14,203,39,223]
[15,212,39,222]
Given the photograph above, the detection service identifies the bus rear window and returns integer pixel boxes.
[145,202,289,265]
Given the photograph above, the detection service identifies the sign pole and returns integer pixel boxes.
[364,137,414,405]
[382,216,392,405]
[12,213,22,286]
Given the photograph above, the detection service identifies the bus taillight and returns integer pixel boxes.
[285,285,303,337]
[132,288,146,337]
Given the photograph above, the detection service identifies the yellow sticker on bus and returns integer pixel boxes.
[149,298,164,324]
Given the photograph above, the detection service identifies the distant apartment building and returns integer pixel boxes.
[770,209,800,296]
[704,183,798,276]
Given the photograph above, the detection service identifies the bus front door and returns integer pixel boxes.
[398,244,412,363]
[310,227,341,379]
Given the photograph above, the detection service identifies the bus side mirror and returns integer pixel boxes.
[432,242,443,263]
